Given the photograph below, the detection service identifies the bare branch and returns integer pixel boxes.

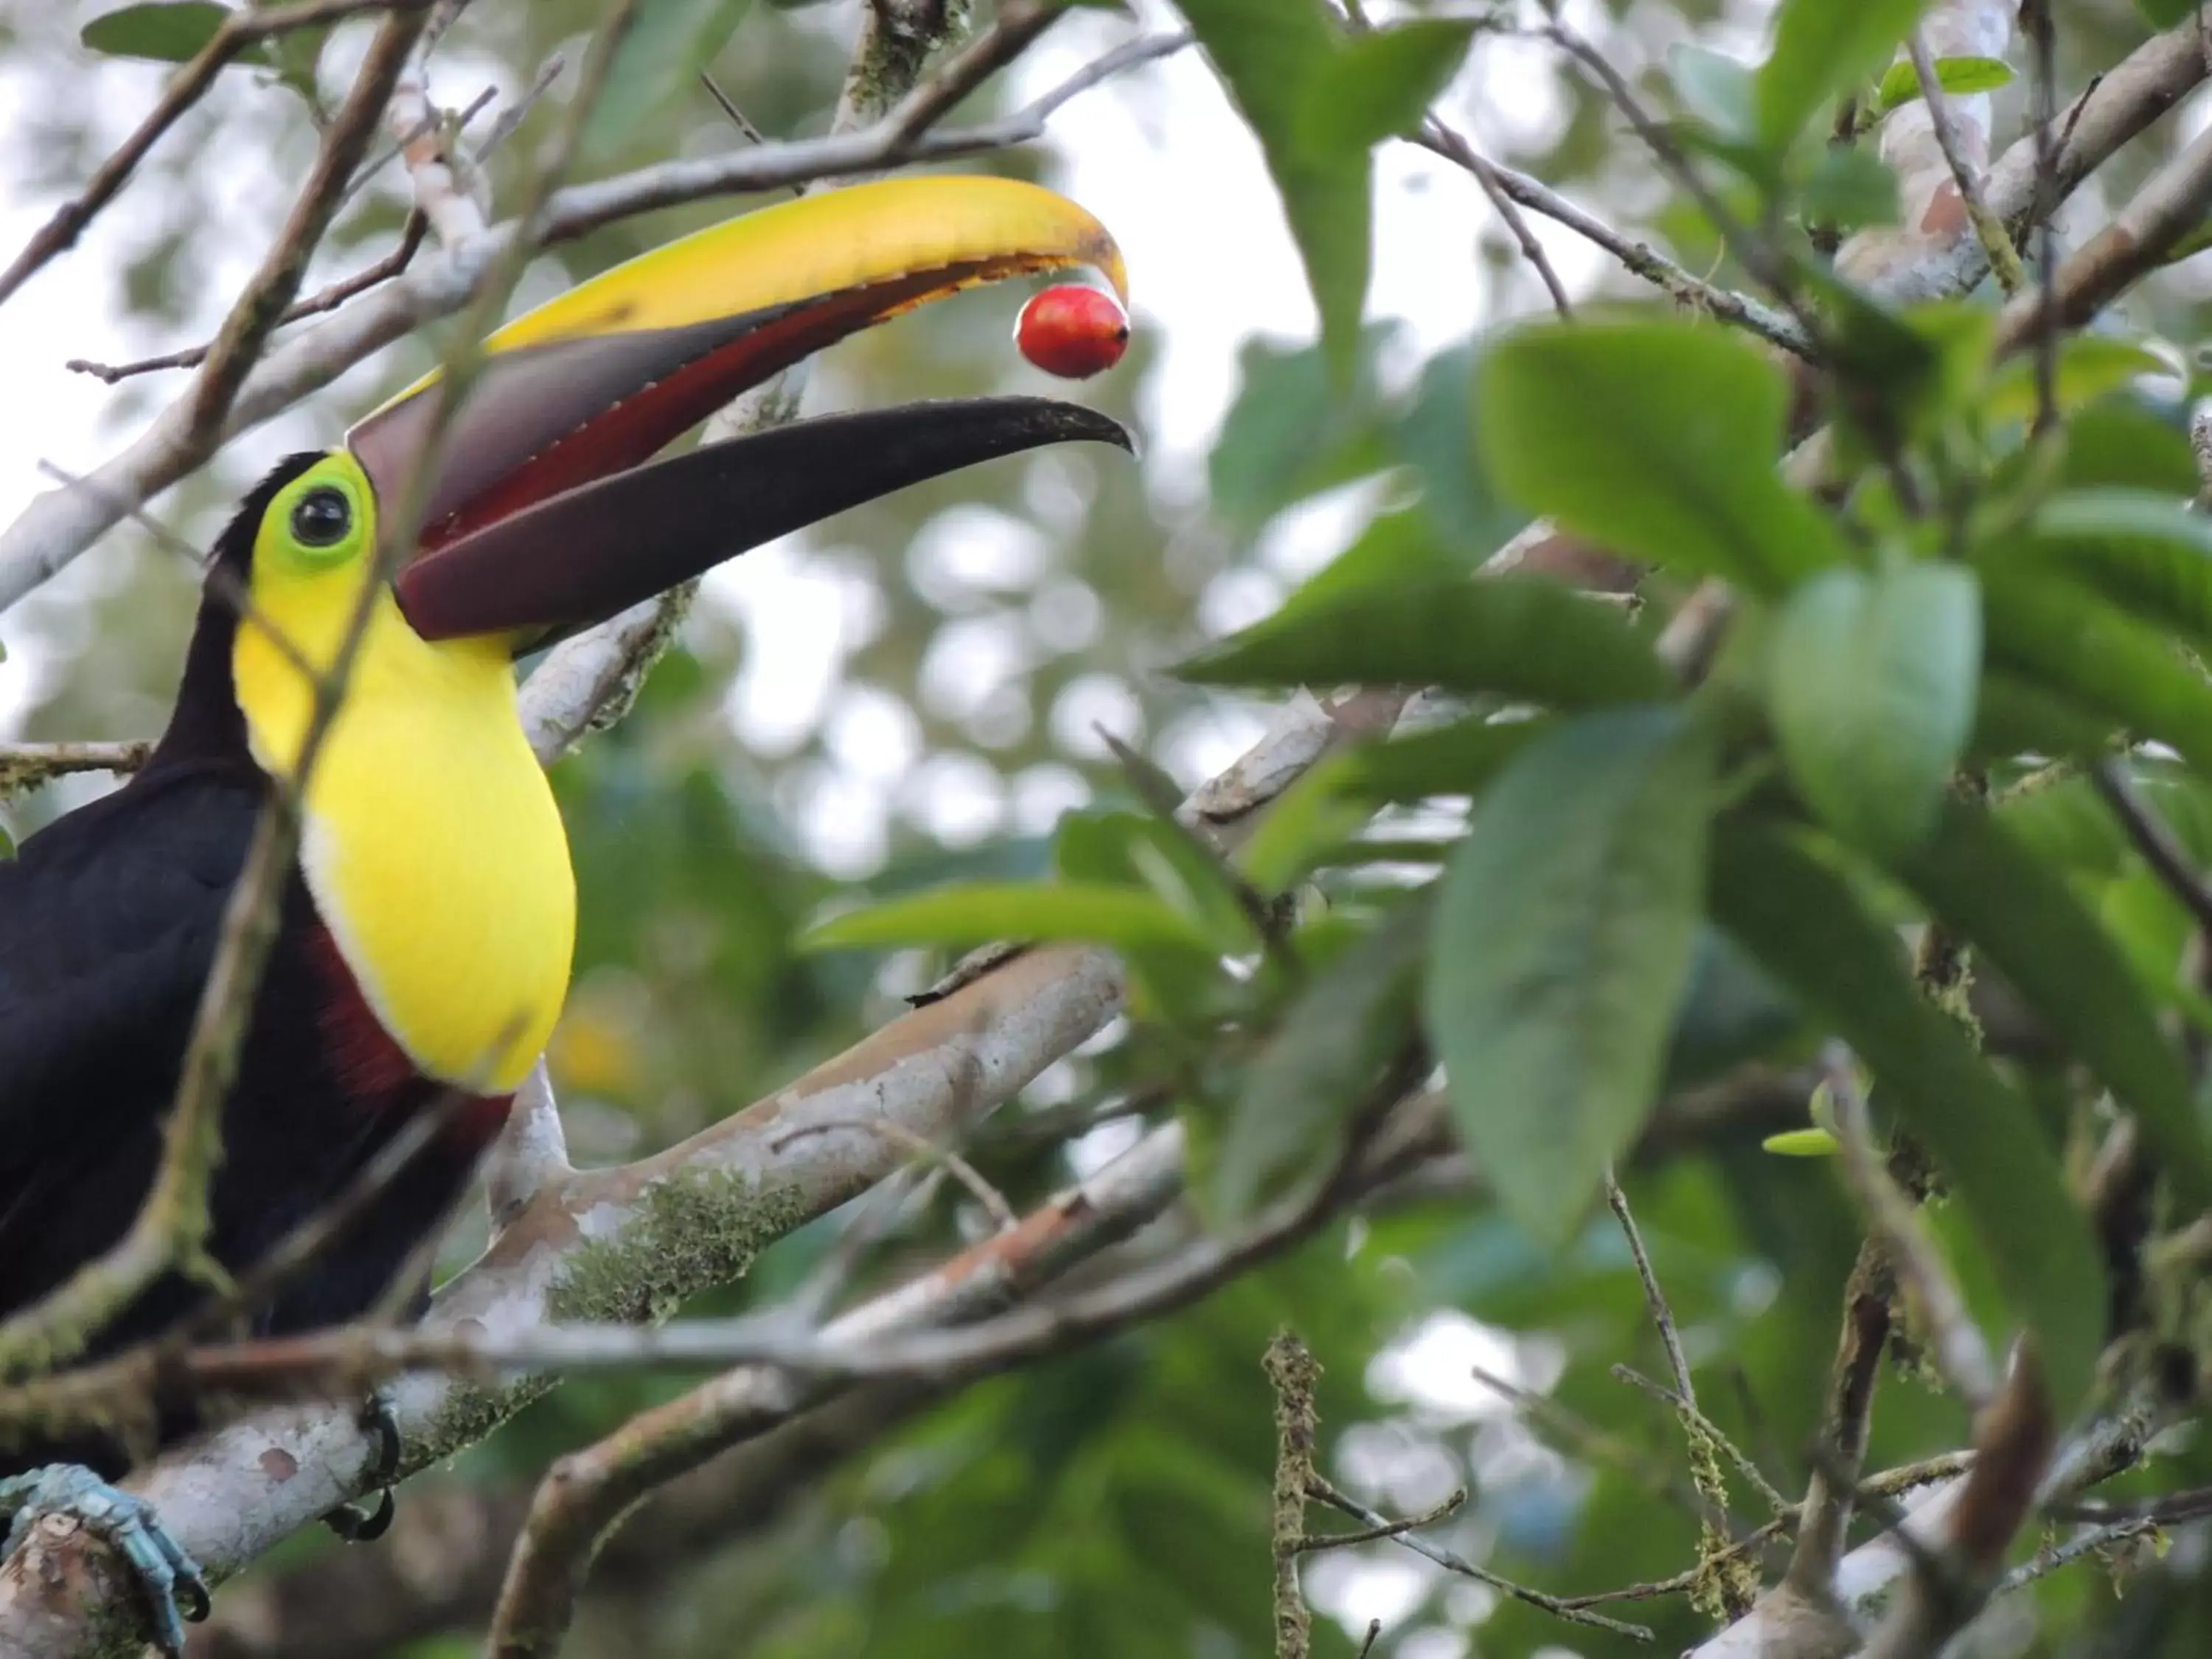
[483,1122,1189,1659]
[1907,27,2024,294]
[0,0,435,308]
[0,741,151,802]
[64,214,431,386]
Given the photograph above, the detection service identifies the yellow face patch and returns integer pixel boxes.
[232,452,575,1093]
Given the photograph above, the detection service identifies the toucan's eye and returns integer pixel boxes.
[291,487,352,549]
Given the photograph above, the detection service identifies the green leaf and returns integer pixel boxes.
[1985,338,2165,427]
[1798,145,1899,230]
[1478,319,1848,593]
[1268,509,1461,627]
[802,881,1217,956]
[2012,490,2212,655]
[1234,715,1551,891]
[1871,55,2016,116]
[1667,43,1756,142]
[1214,901,1429,1224]
[1981,571,2212,771]
[1755,0,1925,152]
[1663,925,1810,1088]
[2059,397,2199,497]
[1427,706,1714,1245]
[1391,344,1528,550]
[1708,816,2105,1413]
[1178,1,1468,383]
[1207,330,1388,531]
[1769,563,1981,858]
[1180,577,1672,708]
[1300,21,1475,153]
[580,0,754,165]
[81,2,269,65]
[2138,0,2202,28]
[1899,801,2212,1220]
[1342,714,1553,805]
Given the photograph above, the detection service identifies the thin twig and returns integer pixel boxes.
[771,1119,1018,1233]
[2094,761,2212,939]
[1605,1172,1756,1615]
[2025,0,2060,434]
[1295,1487,1467,1552]
[65,212,431,384]
[1825,1050,1997,1408]
[1909,29,2025,294]
[184,10,431,472]
[0,740,152,801]
[1305,1475,1655,1641]
[700,72,804,198]
[0,0,434,307]
[1411,123,1815,355]
[1995,1517,2160,1595]
[473,56,567,164]
[1610,1366,1792,1519]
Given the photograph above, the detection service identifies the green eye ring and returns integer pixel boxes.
[290,486,352,549]
[266,458,372,571]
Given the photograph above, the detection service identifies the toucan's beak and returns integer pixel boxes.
[355,175,1131,648]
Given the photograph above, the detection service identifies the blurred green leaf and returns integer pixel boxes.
[1986,339,2165,427]
[1899,800,2212,1217]
[81,2,269,64]
[1798,144,1899,229]
[580,0,754,166]
[2059,396,2199,495]
[1969,669,2124,765]
[1769,563,1980,858]
[1981,571,2212,771]
[1395,342,1527,549]
[1667,43,1755,141]
[1208,331,1388,531]
[1342,712,1552,804]
[1268,508,1458,625]
[1177,0,1470,380]
[1871,54,2015,116]
[1214,900,1427,1224]
[1708,816,2105,1413]
[2138,0,2202,28]
[1754,0,1923,151]
[1299,20,1474,152]
[1663,925,1809,1088]
[2011,490,2212,655]
[803,881,1217,955]
[1478,319,1847,592]
[1427,706,1714,1245]
[1997,762,2212,875]
[1180,577,1672,706]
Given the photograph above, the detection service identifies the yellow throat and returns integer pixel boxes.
[230,454,574,1093]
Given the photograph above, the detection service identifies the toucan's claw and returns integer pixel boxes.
[321,1393,402,1543]
[0,1464,208,1655]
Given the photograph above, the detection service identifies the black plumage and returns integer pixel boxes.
[0,454,507,1478]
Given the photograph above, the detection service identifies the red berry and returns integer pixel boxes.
[1015,284,1130,378]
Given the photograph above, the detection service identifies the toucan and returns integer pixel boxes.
[0,175,1131,1652]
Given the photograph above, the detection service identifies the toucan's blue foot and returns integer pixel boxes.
[0,1464,207,1655]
